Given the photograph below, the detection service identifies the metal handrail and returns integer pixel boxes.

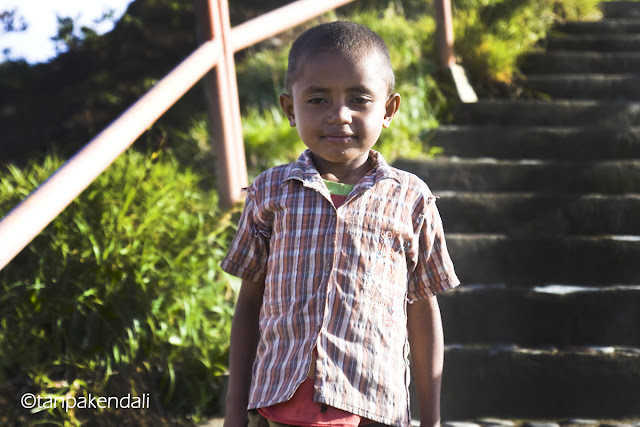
[0,40,221,270]
[0,0,456,271]
[230,0,359,52]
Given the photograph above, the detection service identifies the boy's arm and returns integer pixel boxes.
[407,295,444,427]
[224,278,265,427]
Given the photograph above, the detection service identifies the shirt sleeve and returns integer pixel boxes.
[220,186,271,283]
[406,197,460,302]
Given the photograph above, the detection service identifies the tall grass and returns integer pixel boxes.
[0,148,239,425]
[452,0,606,87]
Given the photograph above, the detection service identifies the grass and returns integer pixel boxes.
[0,148,239,425]
[452,0,607,90]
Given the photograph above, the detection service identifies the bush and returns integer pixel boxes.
[452,0,605,88]
[0,148,239,425]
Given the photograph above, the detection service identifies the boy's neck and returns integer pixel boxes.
[311,152,373,185]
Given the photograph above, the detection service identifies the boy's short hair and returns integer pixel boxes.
[285,21,395,95]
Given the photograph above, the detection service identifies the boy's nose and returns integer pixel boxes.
[328,104,352,124]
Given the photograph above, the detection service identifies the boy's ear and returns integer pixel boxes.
[279,93,296,127]
[382,93,401,129]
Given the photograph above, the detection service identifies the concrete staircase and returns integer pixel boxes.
[396,1,640,423]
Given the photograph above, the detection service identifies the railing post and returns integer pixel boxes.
[433,0,477,103]
[197,0,248,207]
[434,0,455,68]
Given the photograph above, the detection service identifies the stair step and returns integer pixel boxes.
[437,192,640,235]
[409,7,640,421]
[428,126,640,160]
[400,5,640,422]
[546,33,640,51]
[522,51,640,74]
[440,345,640,420]
[555,19,640,35]
[451,100,640,126]
[546,34,640,51]
[601,1,640,19]
[394,158,640,193]
[525,74,640,100]
[439,284,640,347]
[446,234,640,285]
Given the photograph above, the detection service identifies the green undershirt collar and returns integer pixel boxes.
[322,179,355,196]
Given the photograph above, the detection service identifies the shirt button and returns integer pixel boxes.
[324,264,331,274]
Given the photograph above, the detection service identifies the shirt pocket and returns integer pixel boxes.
[355,212,409,274]
[355,224,409,329]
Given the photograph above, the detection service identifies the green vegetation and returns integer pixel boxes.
[452,0,608,89]
[0,149,239,425]
[0,0,611,424]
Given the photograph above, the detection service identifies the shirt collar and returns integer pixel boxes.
[283,149,401,191]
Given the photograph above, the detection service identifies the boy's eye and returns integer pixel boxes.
[352,96,371,104]
[307,97,326,104]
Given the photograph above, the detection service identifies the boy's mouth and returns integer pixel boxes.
[323,132,355,143]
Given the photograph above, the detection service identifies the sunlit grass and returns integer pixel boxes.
[0,149,238,424]
[453,0,606,87]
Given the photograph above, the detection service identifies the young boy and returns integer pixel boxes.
[221,21,459,427]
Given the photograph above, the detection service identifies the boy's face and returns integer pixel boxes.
[280,51,400,176]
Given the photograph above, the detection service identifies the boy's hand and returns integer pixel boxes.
[223,279,265,427]
[407,296,444,427]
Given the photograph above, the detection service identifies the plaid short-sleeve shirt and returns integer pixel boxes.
[221,149,459,427]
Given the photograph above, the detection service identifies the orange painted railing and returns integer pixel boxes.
[0,0,457,271]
